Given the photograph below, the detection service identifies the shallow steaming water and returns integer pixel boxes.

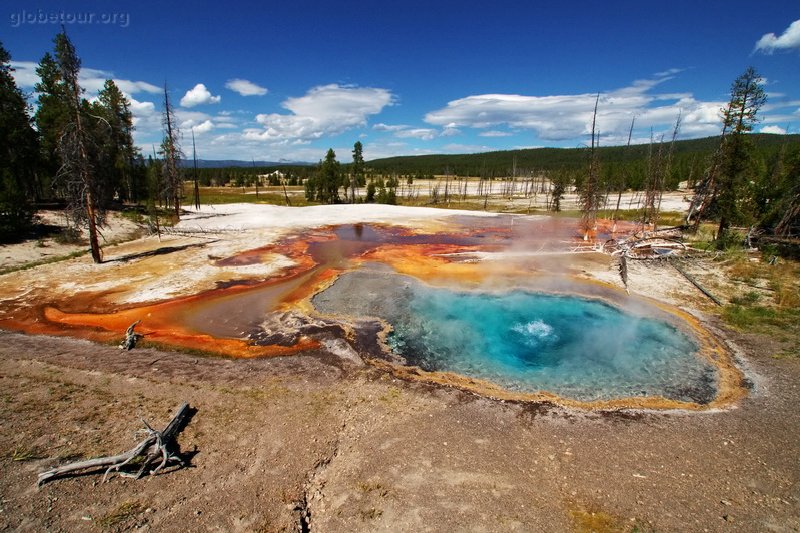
[314,271,717,403]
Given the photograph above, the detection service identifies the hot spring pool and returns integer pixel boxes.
[313,269,718,404]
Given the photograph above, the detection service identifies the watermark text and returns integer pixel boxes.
[10,9,130,28]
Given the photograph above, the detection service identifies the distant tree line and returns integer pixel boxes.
[192,166,309,188]
[367,134,796,182]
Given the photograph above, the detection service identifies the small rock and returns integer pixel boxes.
[720,499,732,506]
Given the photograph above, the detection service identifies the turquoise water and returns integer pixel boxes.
[313,271,718,403]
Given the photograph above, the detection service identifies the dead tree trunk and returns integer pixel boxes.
[192,129,201,209]
[579,93,602,240]
[161,84,183,220]
[612,117,636,232]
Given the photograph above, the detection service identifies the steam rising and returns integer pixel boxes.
[314,268,718,404]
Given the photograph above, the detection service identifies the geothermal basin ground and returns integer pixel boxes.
[0,203,798,531]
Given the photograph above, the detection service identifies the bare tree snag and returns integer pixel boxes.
[160,84,183,220]
[580,93,603,240]
[192,129,201,209]
[37,402,193,487]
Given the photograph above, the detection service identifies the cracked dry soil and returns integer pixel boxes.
[0,328,798,532]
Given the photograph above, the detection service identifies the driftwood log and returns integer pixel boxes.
[119,320,142,350]
[37,402,192,487]
[669,258,722,306]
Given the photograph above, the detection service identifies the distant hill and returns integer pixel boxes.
[183,159,312,169]
[365,133,800,176]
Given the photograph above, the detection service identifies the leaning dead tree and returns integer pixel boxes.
[37,402,193,486]
[774,142,800,237]
[775,192,800,237]
[54,31,104,263]
[160,84,183,220]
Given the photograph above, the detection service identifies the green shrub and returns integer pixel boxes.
[730,290,761,306]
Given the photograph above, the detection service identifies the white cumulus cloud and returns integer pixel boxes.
[180,83,221,107]
[9,61,161,96]
[373,123,408,132]
[755,19,800,53]
[225,79,268,96]
[760,125,787,135]
[192,120,215,134]
[247,84,394,142]
[441,124,461,137]
[424,74,730,143]
[395,128,438,141]
[8,61,41,88]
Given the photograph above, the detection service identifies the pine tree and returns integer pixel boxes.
[95,80,137,202]
[687,67,766,245]
[33,52,69,197]
[317,148,341,204]
[549,168,572,212]
[351,141,364,203]
[0,41,39,240]
[715,67,766,244]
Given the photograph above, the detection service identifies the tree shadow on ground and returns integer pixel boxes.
[105,241,217,263]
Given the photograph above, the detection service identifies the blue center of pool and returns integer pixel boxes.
[313,271,718,403]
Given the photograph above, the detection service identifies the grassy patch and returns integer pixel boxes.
[721,253,800,358]
[10,445,44,462]
[713,248,800,340]
[607,208,685,227]
[195,186,315,206]
[567,501,653,533]
[723,304,800,331]
[568,503,624,533]
[729,290,761,306]
[118,207,175,225]
[0,249,89,276]
[378,386,402,404]
[97,500,145,529]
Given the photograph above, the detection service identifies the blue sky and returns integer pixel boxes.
[3,0,800,162]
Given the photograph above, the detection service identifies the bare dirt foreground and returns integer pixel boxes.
[0,205,799,532]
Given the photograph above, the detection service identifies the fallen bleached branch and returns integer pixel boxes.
[37,402,192,487]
